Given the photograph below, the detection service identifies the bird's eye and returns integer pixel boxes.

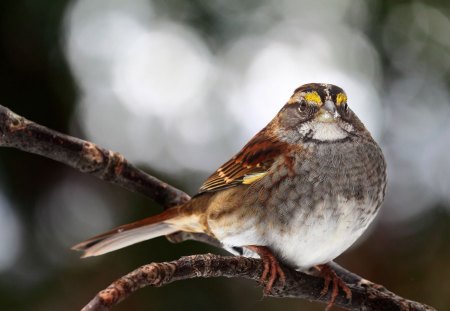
[298,101,307,112]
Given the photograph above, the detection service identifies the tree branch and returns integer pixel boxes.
[81,254,434,311]
[0,105,190,208]
[0,105,435,311]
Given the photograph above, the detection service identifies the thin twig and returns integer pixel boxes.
[0,105,436,311]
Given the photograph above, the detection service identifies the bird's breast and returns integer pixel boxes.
[206,138,386,268]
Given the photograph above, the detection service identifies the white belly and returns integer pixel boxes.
[214,196,377,269]
[275,198,374,269]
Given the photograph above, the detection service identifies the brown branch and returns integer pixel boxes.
[0,105,190,208]
[81,254,434,311]
[0,105,435,311]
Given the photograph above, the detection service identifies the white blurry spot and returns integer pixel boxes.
[75,93,167,170]
[65,0,155,93]
[0,191,22,273]
[228,42,300,135]
[35,176,114,266]
[167,109,235,174]
[112,24,213,117]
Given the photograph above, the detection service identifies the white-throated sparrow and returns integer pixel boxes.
[74,83,386,307]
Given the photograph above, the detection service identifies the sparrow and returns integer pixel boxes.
[73,83,386,307]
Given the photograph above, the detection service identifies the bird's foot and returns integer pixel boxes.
[246,245,286,294]
[316,264,352,310]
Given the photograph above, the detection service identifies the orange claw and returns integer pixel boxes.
[316,264,352,310]
[246,245,286,294]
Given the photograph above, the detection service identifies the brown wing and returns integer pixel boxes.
[198,128,290,194]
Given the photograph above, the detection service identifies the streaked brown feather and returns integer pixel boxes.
[198,127,290,193]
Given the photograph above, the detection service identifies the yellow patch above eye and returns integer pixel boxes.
[336,93,347,106]
[304,91,322,105]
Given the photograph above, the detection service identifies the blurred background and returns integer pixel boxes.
[0,0,449,310]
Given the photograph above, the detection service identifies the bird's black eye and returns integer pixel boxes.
[298,101,307,112]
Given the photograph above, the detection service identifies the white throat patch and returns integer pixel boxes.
[299,121,353,141]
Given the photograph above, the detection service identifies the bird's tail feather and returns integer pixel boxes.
[72,207,192,258]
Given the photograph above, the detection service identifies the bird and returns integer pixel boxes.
[73,83,387,308]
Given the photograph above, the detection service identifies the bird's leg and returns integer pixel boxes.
[245,245,286,294]
[316,263,352,310]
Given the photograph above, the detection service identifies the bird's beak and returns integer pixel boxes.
[317,100,339,123]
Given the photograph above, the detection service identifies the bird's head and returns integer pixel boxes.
[273,83,367,143]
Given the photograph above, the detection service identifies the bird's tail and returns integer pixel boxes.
[72,205,202,258]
